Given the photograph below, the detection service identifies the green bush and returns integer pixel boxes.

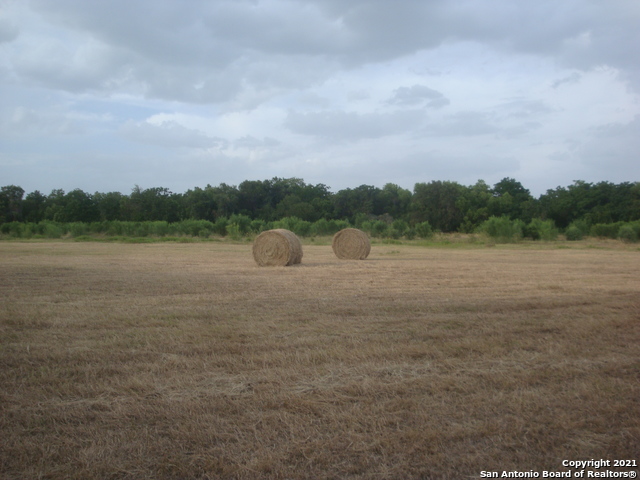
[213,217,229,236]
[565,220,589,240]
[147,221,171,236]
[226,223,242,240]
[371,220,388,238]
[228,214,252,235]
[177,220,213,237]
[250,219,267,234]
[414,221,434,239]
[618,224,638,243]
[309,218,349,236]
[68,222,88,237]
[564,226,584,241]
[1,222,25,237]
[524,218,558,241]
[274,217,312,237]
[481,216,524,243]
[391,219,409,237]
[590,222,624,239]
[310,218,330,236]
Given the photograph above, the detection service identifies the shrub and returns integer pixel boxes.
[565,226,584,241]
[414,221,434,239]
[177,220,213,237]
[226,223,242,240]
[68,222,88,237]
[213,217,229,236]
[391,219,409,237]
[148,221,171,237]
[310,218,330,236]
[1,222,25,238]
[104,221,124,236]
[628,221,640,239]
[481,216,524,243]
[274,217,312,237]
[310,218,349,236]
[618,225,638,243]
[358,220,374,236]
[590,222,624,239]
[228,214,252,235]
[371,220,388,238]
[250,219,267,234]
[564,220,589,241]
[524,218,558,241]
[89,222,106,234]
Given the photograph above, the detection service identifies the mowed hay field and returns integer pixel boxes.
[0,241,638,479]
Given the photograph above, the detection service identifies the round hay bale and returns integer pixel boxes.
[252,229,303,266]
[332,228,371,260]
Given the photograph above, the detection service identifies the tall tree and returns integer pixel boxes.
[332,185,382,221]
[489,177,536,222]
[125,186,181,222]
[411,181,465,232]
[182,186,218,221]
[209,183,239,219]
[53,189,99,223]
[456,180,492,232]
[94,191,126,221]
[379,183,412,220]
[22,190,47,223]
[0,185,25,223]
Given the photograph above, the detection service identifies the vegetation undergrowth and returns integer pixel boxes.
[1,216,639,247]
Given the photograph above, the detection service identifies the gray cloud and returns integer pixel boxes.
[10,0,639,104]
[552,72,583,89]
[234,136,281,148]
[579,116,640,172]
[0,17,19,43]
[1,107,79,136]
[0,1,638,197]
[285,109,425,140]
[120,120,226,149]
[387,85,450,108]
[422,111,498,137]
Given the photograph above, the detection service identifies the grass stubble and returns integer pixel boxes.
[0,240,638,479]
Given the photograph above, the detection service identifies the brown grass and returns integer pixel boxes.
[1,240,638,479]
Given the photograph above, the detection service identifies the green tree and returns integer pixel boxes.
[379,183,412,220]
[182,186,218,221]
[0,185,25,223]
[94,191,125,221]
[210,183,240,219]
[410,181,465,232]
[125,186,182,222]
[489,177,536,222]
[22,190,47,223]
[457,180,491,232]
[332,185,382,221]
[275,194,316,221]
[59,189,100,223]
[237,179,273,218]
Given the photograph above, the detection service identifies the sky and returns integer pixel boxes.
[1,0,639,198]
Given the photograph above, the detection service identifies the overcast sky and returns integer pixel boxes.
[1,0,639,197]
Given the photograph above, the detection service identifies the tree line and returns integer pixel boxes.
[1,177,639,236]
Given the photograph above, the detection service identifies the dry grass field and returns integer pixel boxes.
[1,240,638,479]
